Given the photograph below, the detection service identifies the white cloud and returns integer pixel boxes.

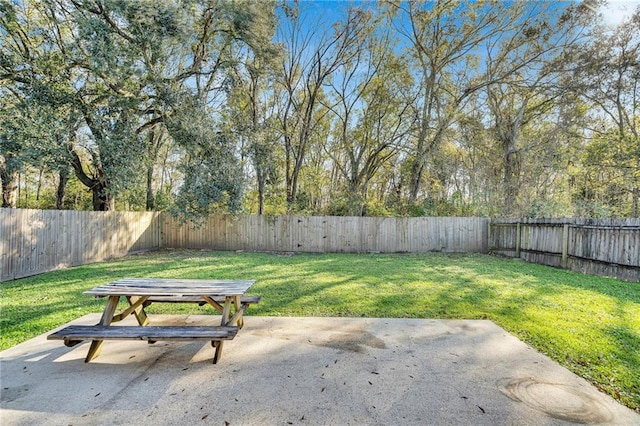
[599,1,638,26]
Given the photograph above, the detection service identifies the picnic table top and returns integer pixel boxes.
[84,278,256,297]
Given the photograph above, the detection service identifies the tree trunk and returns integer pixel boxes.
[55,168,69,209]
[0,154,18,208]
[502,143,520,216]
[1,169,17,208]
[408,158,425,205]
[408,91,431,204]
[92,183,114,211]
[284,133,294,210]
[408,125,446,205]
[257,171,265,215]
[36,168,44,204]
[146,164,155,211]
[68,147,114,211]
[254,142,266,215]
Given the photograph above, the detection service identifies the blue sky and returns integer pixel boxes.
[295,0,639,25]
[288,0,639,24]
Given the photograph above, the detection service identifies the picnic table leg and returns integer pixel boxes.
[85,295,119,362]
[211,296,233,364]
[221,296,232,325]
[212,341,223,364]
[233,295,244,328]
[127,296,149,326]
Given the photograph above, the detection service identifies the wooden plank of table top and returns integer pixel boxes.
[109,278,255,287]
[88,284,250,292]
[85,278,256,296]
[85,287,249,296]
[101,278,255,290]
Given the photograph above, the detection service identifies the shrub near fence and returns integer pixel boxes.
[490,218,640,282]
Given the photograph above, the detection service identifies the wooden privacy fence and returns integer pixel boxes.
[2,208,638,282]
[1,210,488,281]
[0,209,160,281]
[162,215,489,254]
[490,218,640,282]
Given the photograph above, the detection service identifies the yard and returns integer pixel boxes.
[0,249,638,411]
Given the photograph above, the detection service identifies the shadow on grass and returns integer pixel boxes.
[2,250,638,411]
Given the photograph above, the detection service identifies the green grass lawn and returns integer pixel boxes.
[1,249,638,411]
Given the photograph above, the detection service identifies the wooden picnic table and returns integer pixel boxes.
[48,278,259,364]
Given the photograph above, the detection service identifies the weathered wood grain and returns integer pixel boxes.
[47,325,239,342]
[84,278,256,297]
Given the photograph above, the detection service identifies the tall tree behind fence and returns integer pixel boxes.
[162,215,489,254]
[490,218,640,282]
[0,209,160,281]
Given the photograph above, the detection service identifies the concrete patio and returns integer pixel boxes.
[1,314,638,425]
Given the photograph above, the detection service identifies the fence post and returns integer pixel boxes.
[562,223,569,269]
[515,221,521,258]
[157,212,163,249]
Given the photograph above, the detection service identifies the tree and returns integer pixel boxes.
[390,1,587,211]
[570,9,640,216]
[225,25,280,215]
[0,97,22,207]
[392,0,503,205]
[3,1,637,218]
[322,12,414,215]
[168,98,245,217]
[1,0,276,214]
[483,2,593,215]
[1,1,70,208]
[276,4,370,211]
[1,0,144,210]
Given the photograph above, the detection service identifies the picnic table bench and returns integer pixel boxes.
[48,278,259,364]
